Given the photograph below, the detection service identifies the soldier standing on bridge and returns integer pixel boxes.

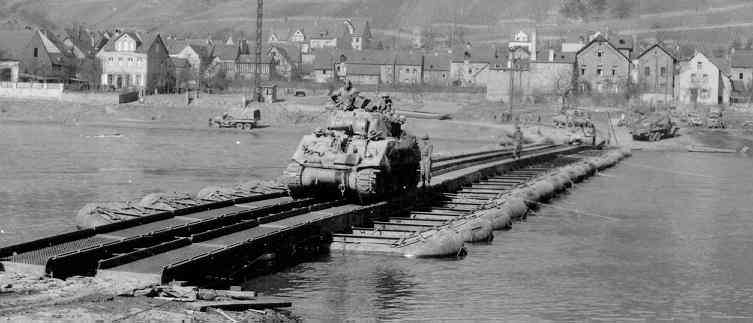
[513,124,524,160]
[419,134,433,188]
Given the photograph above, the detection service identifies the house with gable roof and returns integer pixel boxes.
[634,42,677,105]
[730,49,753,102]
[675,51,731,106]
[96,31,175,92]
[575,34,632,93]
[0,29,76,81]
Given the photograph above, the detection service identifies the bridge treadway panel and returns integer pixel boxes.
[106,244,218,274]
[102,217,198,238]
[235,197,294,209]
[104,204,365,275]
[3,236,120,265]
[177,205,247,220]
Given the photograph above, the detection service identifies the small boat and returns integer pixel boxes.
[687,145,737,153]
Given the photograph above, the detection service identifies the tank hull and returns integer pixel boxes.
[282,161,417,202]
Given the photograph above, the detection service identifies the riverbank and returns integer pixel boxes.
[0,271,297,322]
[0,94,572,151]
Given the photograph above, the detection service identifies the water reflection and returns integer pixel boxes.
[372,265,416,318]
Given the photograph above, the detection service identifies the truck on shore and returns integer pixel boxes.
[209,108,261,130]
[630,111,679,141]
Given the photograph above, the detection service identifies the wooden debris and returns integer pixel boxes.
[188,299,292,312]
[209,308,239,323]
[197,289,256,301]
[125,285,260,302]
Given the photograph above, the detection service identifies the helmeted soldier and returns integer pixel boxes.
[419,134,433,188]
[335,80,358,110]
[513,124,523,160]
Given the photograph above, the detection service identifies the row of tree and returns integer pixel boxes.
[559,0,636,21]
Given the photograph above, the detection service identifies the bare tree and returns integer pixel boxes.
[553,68,575,107]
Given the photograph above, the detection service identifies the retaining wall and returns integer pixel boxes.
[0,82,63,100]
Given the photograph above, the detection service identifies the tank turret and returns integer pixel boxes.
[281,95,420,202]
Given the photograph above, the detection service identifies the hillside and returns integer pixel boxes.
[1,0,752,46]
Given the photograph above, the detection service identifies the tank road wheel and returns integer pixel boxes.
[281,163,305,199]
[355,169,381,202]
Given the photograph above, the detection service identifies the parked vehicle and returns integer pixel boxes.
[209,108,261,130]
[707,107,726,129]
[553,109,591,128]
[630,112,679,141]
[687,113,704,127]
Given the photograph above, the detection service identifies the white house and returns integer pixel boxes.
[675,51,731,106]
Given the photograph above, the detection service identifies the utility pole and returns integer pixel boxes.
[508,58,523,122]
[253,0,263,103]
[509,59,515,121]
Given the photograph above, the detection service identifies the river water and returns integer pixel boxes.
[245,151,753,321]
[2,121,753,321]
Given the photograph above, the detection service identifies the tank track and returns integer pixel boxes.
[281,163,305,198]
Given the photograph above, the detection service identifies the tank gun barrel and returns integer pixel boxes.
[327,125,353,134]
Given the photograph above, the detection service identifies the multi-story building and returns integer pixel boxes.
[575,35,631,93]
[97,31,174,92]
[675,51,731,106]
[634,43,676,105]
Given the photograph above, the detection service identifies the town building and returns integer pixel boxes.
[166,41,213,76]
[308,51,335,83]
[422,52,451,86]
[394,52,423,84]
[575,35,632,94]
[478,50,575,102]
[634,43,676,105]
[508,30,537,61]
[0,60,20,82]
[269,44,303,81]
[309,30,339,50]
[171,57,193,88]
[335,50,392,84]
[96,31,175,92]
[210,44,241,78]
[0,29,76,82]
[675,51,731,106]
[266,17,372,51]
[730,49,753,102]
[343,18,371,51]
[235,53,271,80]
[450,44,497,86]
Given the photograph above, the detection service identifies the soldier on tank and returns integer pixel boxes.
[513,124,523,160]
[335,80,358,110]
[419,134,433,188]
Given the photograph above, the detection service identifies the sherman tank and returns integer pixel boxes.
[630,111,679,141]
[281,95,421,202]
